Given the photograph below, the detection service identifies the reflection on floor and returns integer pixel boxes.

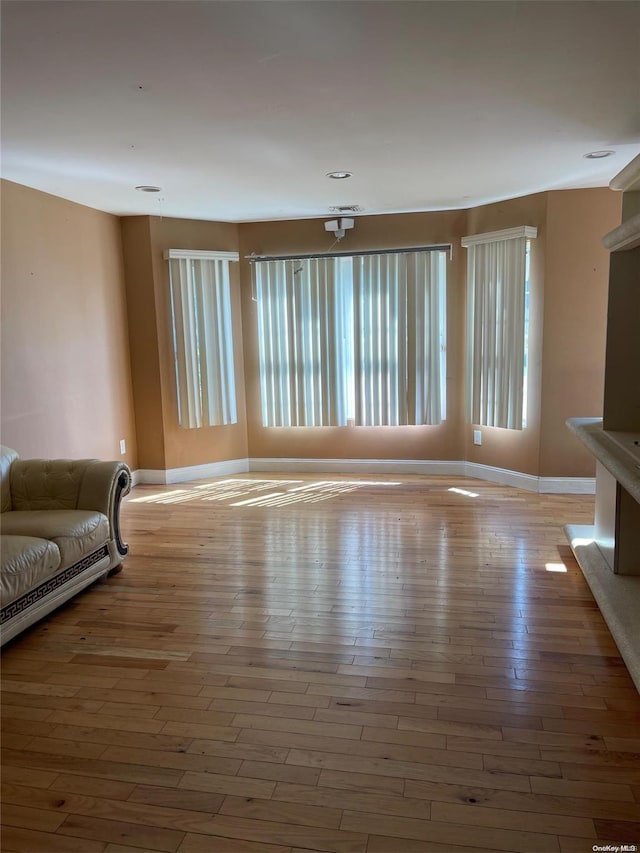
[130,477,403,508]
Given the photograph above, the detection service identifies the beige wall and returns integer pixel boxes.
[120,217,165,470]
[541,189,622,476]
[120,215,248,471]
[2,179,619,480]
[1,180,137,465]
[238,211,467,461]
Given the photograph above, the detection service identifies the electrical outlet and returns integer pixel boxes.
[473,429,482,446]
[119,439,126,454]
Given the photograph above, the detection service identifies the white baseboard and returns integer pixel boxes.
[132,457,249,486]
[248,457,464,476]
[131,456,595,495]
[249,458,595,494]
[538,476,596,494]
[463,461,538,491]
[462,463,595,494]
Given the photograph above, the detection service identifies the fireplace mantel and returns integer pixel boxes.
[565,154,640,691]
[602,212,640,252]
[567,418,640,503]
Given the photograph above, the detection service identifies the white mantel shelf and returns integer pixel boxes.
[602,212,640,253]
[566,417,640,504]
[610,152,640,192]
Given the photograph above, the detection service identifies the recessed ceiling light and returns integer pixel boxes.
[326,171,352,180]
[135,185,162,192]
[583,151,615,160]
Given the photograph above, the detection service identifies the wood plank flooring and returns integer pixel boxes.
[2,474,639,853]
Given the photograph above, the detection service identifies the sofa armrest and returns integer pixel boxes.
[1,446,19,512]
[77,461,132,558]
[9,458,132,560]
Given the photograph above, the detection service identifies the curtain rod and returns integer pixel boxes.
[245,244,452,263]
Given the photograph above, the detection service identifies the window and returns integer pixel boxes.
[166,249,238,428]
[462,226,537,430]
[254,249,447,427]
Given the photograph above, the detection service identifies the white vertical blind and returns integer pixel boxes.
[167,252,238,428]
[353,254,405,425]
[462,227,536,430]
[353,251,446,425]
[255,258,349,426]
[408,251,447,426]
[255,250,447,428]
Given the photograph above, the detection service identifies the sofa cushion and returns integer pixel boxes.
[1,510,109,567]
[1,535,61,605]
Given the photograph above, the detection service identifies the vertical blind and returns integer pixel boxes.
[167,250,238,428]
[462,227,536,430]
[255,257,350,427]
[353,252,446,426]
[254,250,447,427]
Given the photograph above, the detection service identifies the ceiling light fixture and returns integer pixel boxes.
[324,217,354,240]
[135,185,162,192]
[326,171,352,180]
[583,151,615,160]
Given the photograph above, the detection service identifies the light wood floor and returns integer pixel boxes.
[2,474,639,853]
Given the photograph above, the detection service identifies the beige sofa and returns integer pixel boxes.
[0,446,131,645]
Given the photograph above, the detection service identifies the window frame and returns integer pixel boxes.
[253,247,449,428]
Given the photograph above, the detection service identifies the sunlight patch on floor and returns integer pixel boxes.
[448,486,479,498]
[130,478,402,507]
[545,562,568,572]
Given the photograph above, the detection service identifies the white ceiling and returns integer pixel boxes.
[2,1,639,223]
